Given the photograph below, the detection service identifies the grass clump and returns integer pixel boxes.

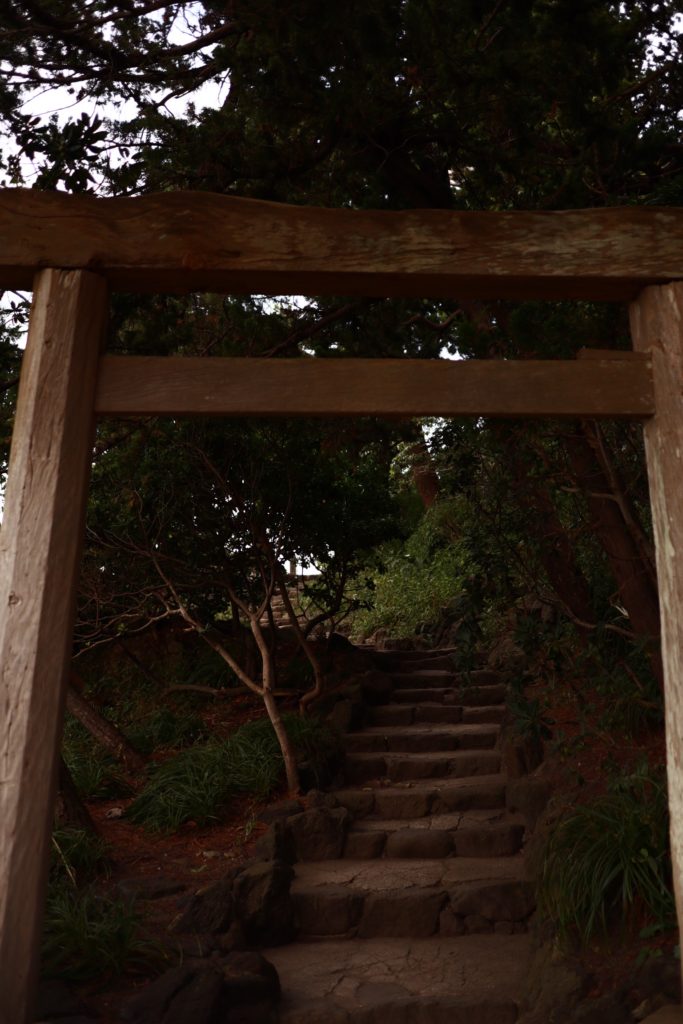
[51,827,109,886]
[126,713,342,832]
[539,761,674,944]
[43,825,161,982]
[42,885,161,982]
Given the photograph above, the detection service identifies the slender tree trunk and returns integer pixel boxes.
[275,571,326,715]
[66,677,146,774]
[250,615,301,795]
[406,427,440,509]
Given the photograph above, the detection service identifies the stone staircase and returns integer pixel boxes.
[266,648,533,1023]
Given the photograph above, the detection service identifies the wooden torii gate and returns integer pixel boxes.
[1,190,682,1022]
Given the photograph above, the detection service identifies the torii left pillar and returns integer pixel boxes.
[0,270,108,1024]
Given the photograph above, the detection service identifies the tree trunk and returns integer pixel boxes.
[66,678,146,774]
[406,429,440,509]
[250,615,301,795]
[505,436,598,627]
[275,572,326,715]
[565,425,663,683]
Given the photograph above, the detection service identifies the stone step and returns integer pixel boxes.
[368,705,506,727]
[462,705,507,725]
[391,688,462,705]
[391,669,501,689]
[374,654,457,672]
[343,817,524,860]
[334,775,507,819]
[369,646,460,660]
[389,670,455,687]
[391,684,506,706]
[345,724,499,754]
[368,704,464,725]
[344,750,501,785]
[266,935,530,1024]
[291,858,533,938]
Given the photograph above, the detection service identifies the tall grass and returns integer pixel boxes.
[539,762,674,944]
[126,713,342,832]
[42,886,162,982]
[43,826,162,982]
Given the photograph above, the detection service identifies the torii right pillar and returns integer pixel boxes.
[630,282,683,988]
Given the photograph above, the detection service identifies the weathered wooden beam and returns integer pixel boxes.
[95,353,654,419]
[1,190,683,299]
[629,283,683,991]
[0,270,108,1024]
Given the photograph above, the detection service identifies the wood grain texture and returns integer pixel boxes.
[1,189,683,299]
[0,270,108,1024]
[629,282,683,992]
[95,354,654,419]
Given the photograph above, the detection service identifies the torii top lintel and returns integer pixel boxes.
[1,189,682,301]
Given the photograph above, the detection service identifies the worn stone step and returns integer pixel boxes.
[373,654,457,672]
[334,775,507,819]
[389,669,455,688]
[392,688,462,705]
[391,669,501,689]
[368,704,464,725]
[344,750,501,785]
[343,817,525,860]
[266,934,530,1024]
[345,724,499,754]
[369,646,459,661]
[291,858,533,938]
[391,684,506,706]
[462,705,507,725]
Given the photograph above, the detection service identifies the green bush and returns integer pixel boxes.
[126,713,342,832]
[42,884,162,982]
[350,506,477,641]
[539,762,674,944]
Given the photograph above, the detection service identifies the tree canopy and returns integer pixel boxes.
[1,0,681,701]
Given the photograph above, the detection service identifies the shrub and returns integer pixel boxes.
[539,762,674,944]
[126,713,342,832]
[42,884,162,982]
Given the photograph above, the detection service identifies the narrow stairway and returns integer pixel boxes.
[266,647,533,1023]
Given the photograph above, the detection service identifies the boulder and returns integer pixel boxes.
[119,955,281,1024]
[222,951,281,1023]
[257,799,304,825]
[171,860,294,945]
[286,807,350,861]
[232,860,294,945]
[253,820,296,864]
[171,873,238,935]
